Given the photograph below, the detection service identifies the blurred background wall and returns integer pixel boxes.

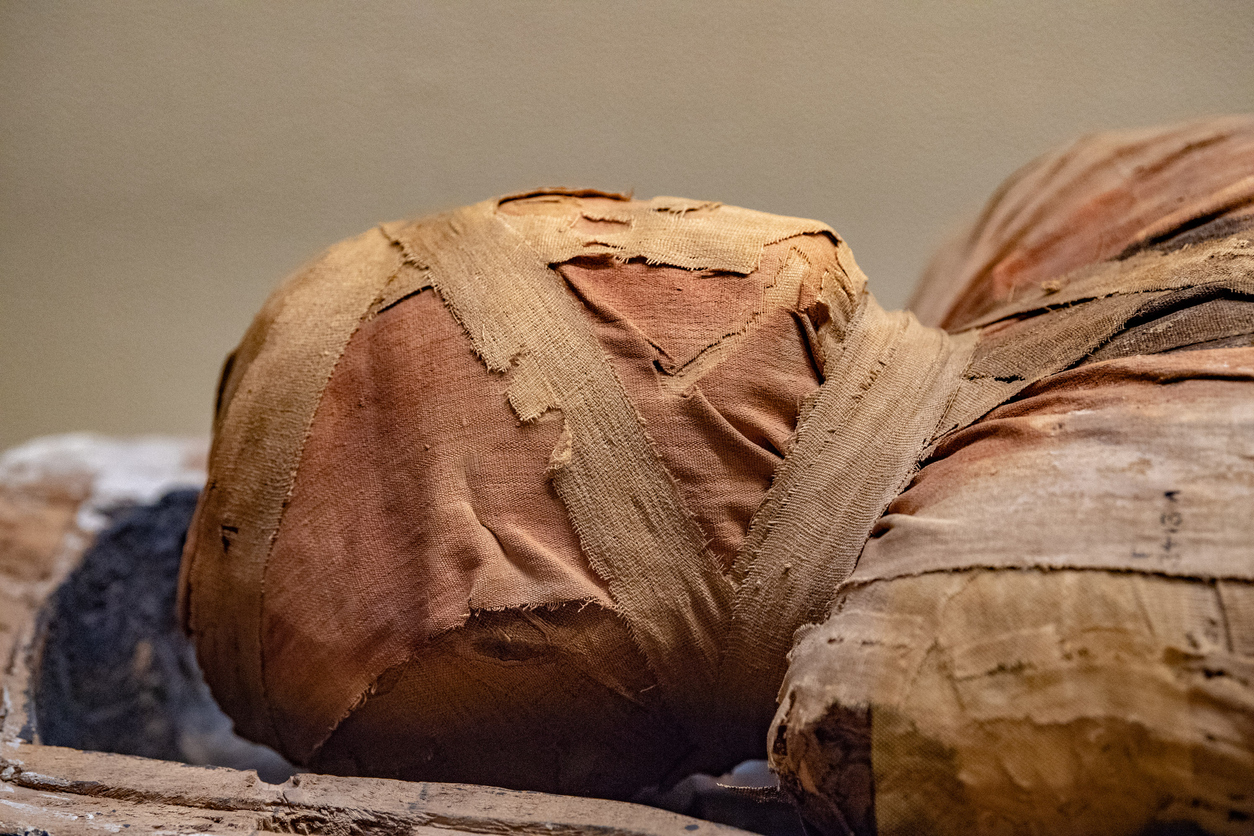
[3,1,1253,451]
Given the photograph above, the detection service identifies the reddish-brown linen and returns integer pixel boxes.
[912,115,1254,330]
[260,288,602,760]
[559,243,827,572]
[310,603,677,798]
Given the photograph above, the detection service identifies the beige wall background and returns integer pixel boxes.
[3,1,1253,451]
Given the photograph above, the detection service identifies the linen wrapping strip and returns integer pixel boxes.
[715,291,977,743]
[498,193,833,274]
[933,233,1254,440]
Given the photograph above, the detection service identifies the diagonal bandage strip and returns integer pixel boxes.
[383,201,735,737]
[717,274,978,744]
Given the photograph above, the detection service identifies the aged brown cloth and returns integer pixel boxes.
[912,114,1254,330]
[182,118,1254,807]
[773,116,1254,836]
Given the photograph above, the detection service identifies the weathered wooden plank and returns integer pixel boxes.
[1,742,748,835]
